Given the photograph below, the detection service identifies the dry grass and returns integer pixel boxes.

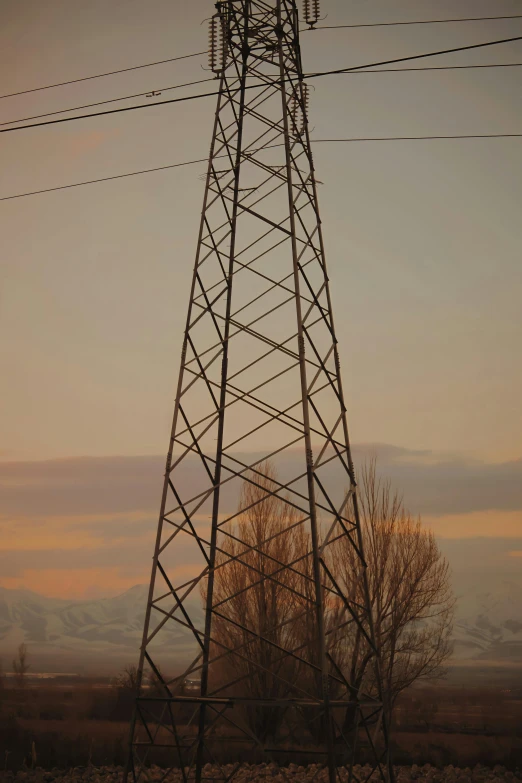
[1,682,521,771]
[391,732,522,767]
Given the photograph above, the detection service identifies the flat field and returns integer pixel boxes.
[1,668,521,770]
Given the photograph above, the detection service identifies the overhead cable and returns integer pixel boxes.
[313,134,522,142]
[0,87,224,134]
[312,15,522,31]
[2,34,521,135]
[0,157,211,202]
[9,62,522,130]
[4,63,521,128]
[0,77,215,127]
[2,19,519,102]
[2,134,522,202]
[305,34,522,79]
[0,51,206,101]
[347,62,522,74]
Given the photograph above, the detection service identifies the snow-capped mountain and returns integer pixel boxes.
[452,580,522,661]
[0,580,520,674]
[0,584,203,675]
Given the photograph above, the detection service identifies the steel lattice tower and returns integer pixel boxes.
[125,2,391,782]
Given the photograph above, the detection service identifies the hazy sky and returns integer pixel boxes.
[0,445,521,598]
[1,0,521,597]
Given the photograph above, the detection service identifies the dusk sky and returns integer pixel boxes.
[1,0,521,598]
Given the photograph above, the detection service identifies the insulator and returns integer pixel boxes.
[302,83,309,111]
[208,14,226,74]
[289,90,300,134]
[303,0,320,27]
[301,84,309,131]
[290,84,309,135]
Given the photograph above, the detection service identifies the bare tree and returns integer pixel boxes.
[12,643,29,689]
[209,461,312,740]
[207,459,454,742]
[333,459,454,730]
[115,664,139,692]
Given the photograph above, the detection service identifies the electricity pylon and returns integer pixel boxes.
[125,2,391,782]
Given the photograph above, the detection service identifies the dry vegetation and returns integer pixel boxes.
[0,682,520,771]
[392,685,522,767]
[1,463,520,772]
[204,459,454,743]
[1,654,520,769]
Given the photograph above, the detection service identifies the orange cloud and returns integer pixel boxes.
[0,511,152,551]
[422,509,522,538]
[509,550,522,558]
[0,562,202,600]
[0,567,146,599]
[0,507,211,600]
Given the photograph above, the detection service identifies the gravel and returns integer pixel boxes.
[1,765,521,783]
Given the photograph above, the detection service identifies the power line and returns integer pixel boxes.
[2,34,521,135]
[0,77,215,128]
[6,62,522,129]
[0,86,225,134]
[2,134,521,202]
[0,17,519,104]
[312,15,522,31]
[314,134,522,142]
[305,34,522,79]
[0,157,210,202]
[0,51,206,101]
[4,62,521,129]
[345,62,522,74]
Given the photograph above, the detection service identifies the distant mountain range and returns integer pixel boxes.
[452,580,522,662]
[1,580,521,676]
[0,584,201,675]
